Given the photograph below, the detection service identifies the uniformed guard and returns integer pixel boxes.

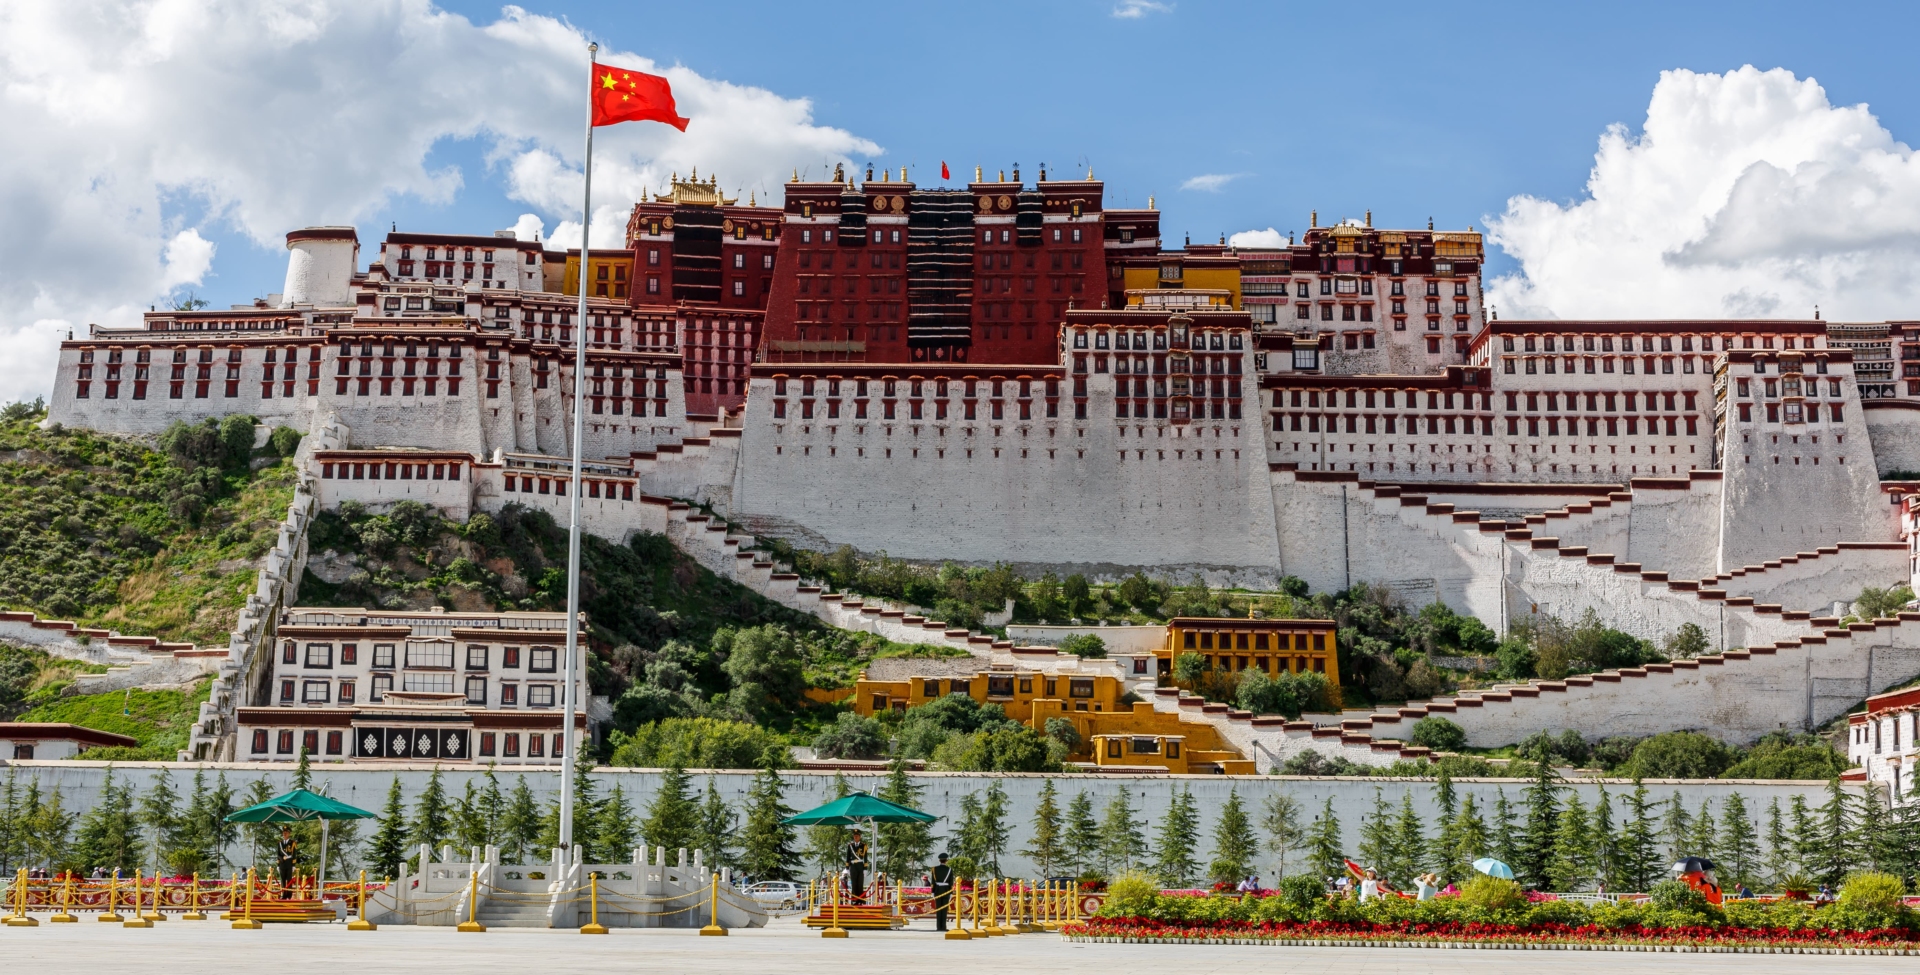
[276,825,298,900]
[844,828,870,903]
[929,853,955,931]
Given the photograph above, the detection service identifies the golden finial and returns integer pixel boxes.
[1365,209,1372,228]
[998,169,1005,181]
[791,168,799,183]
[749,191,757,206]
[690,166,698,181]
[1148,194,1155,209]
[866,163,874,181]
[899,166,907,182]
[1311,210,1318,228]
[671,171,678,184]
[881,168,890,183]
[1087,166,1094,179]
[975,165,983,182]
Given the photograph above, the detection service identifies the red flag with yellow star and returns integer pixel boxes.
[591,64,689,130]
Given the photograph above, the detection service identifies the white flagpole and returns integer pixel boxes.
[558,39,598,856]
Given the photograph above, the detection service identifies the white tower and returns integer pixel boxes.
[281,227,359,307]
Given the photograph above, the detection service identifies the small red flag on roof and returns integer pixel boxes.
[941,161,950,181]
[591,65,689,130]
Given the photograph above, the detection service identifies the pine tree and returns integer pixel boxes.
[73,769,144,875]
[1099,789,1149,873]
[1545,792,1593,892]
[876,759,933,879]
[594,783,639,863]
[238,776,275,872]
[1022,779,1066,878]
[500,776,542,864]
[642,766,700,854]
[954,792,988,877]
[805,774,852,877]
[980,782,1012,876]
[1357,788,1394,879]
[1387,792,1426,889]
[1065,790,1101,878]
[1788,793,1818,876]
[1718,792,1761,889]
[175,768,234,876]
[1447,793,1489,886]
[453,780,489,854]
[138,768,182,875]
[1208,788,1259,885]
[1686,799,1717,863]
[1515,760,1560,889]
[1660,791,1693,862]
[1305,797,1345,881]
[692,777,737,871]
[1429,769,1459,883]
[1151,787,1201,887]
[292,747,313,790]
[1880,798,1920,889]
[366,776,411,879]
[1849,783,1887,874]
[409,767,451,861]
[480,768,506,839]
[1260,793,1304,879]
[1764,797,1790,884]
[1490,789,1519,873]
[25,786,74,875]
[0,769,22,874]
[1811,778,1854,885]
[1590,787,1622,891]
[738,765,799,881]
[1620,779,1660,891]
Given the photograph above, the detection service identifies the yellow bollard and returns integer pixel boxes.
[142,870,165,921]
[182,872,206,920]
[456,867,485,933]
[232,868,261,930]
[697,872,725,936]
[820,872,847,938]
[580,873,608,935]
[123,869,152,928]
[5,868,37,926]
[100,870,125,923]
[51,872,77,923]
[347,870,376,931]
[942,874,970,941]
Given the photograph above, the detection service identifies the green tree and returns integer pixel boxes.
[738,765,800,881]
[642,766,700,854]
[1431,771,1464,884]
[1620,779,1660,891]
[978,782,1012,876]
[366,777,411,879]
[1627,732,1736,779]
[1788,793,1818,876]
[499,776,542,864]
[73,769,143,875]
[1152,787,1201,887]
[0,770,23,874]
[1260,793,1304,879]
[1305,797,1344,881]
[237,776,275,872]
[1059,633,1106,658]
[25,786,74,874]
[1545,792,1593,892]
[1445,793,1489,886]
[1387,792,1427,889]
[594,784,639,863]
[1660,791,1693,862]
[1356,788,1394,881]
[1810,778,1855,885]
[1764,797,1789,883]
[1590,787,1623,892]
[1065,790,1102,877]
[1490,789,1519,871]
[453,780,490,854]
[1099,790,1149,873]
[1687,799,1718,864]
[1209,789,1259,885]
[875,759,933,879]
[409,767,451,861]
[1515,759,1560,888]
[805,774,853,876]
[693,777,738,872]
[1718,792,1761,889]
[1023,780,1066,878]
[175,769,236,876]
[138,768,182,875]
[1411,717,1467,752]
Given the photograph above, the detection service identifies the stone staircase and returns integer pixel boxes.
[474,898,551,928]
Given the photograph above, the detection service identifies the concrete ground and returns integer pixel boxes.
[2,913,1915,974]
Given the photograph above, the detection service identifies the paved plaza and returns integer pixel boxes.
[3,915,1918,975]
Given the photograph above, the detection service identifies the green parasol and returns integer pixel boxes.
[783,791,937,826]
[227,788,378,899]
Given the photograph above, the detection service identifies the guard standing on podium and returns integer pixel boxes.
[929,853,955,931]
[845,828,870,903]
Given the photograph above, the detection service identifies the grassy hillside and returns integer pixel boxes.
[0,402,299,646]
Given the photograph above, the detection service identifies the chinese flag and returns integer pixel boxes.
[941,161,950,180]
[591,64,689,130]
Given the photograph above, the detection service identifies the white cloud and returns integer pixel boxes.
[1180,173,1244,193]
[1112,0,1171,18]
[1229,228,1288,248]
[510,213,546,244]
[0,1,880,403]
[1487,66,1920,322]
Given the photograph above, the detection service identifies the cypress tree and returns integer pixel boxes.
[1260,793,1304,879]
[409,766,451,860]
[453,780,489,853]
[1620,779,1660,891]
[1590,787,1622,891]
[1430,769,1459,882]
[980,782,1012,876]
[1764,797,1789,883]
[1065,790,1102,877]
[641,765,700,854]
[1718,793,1761,890]
[1659,791,1693,861]
[1788,793,1818,876]
[876,759,933,879]
[1357,788,1394,879]
[1022,779,1066,878]
[594,783,639,863]
[1686,799,1717,864]
[1151,786,1201,887]
[74,769,145,876]
[499,776,542,864]
[1099,789,1149,873]
[1811,778,1853,885]
[138,768,182,875]
[1448,792,1489,885]
[366,776,411,879]
[694,777,738,872]
[739,765,799,881]
[1850,783,1888,874]
[954,792,988,876]
[1490,788,1519,873]
[1545,792,1592,892]
[1305,797,1345,881]
[1515,759,1560,889]
[1388,791,1426,889]
[1208,788,1259,886]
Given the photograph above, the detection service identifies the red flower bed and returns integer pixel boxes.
[1066,915,1920,950]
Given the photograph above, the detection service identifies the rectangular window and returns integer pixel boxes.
[370,673,391,702]
[402,672,455,693]
[372,644,396,669]
[529,733,546,758]
[466,645,489,670]
[277,730,295,755]
[301,680,330,703]
[504,733,521,757]
[465,676,488,704]
[502,646,521,668]
[529,684,556,707]
[529,646,557,673]
[252,729,270,754]
[405,642,454,669]
[338,681,355,705]
[501,683,518,706]
[304,643,332,668]
[340,643,357,666]
[479,732,497,757]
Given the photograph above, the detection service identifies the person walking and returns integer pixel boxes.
[276,825,298,900]
[929,853,955,931]
[844,829,871,904]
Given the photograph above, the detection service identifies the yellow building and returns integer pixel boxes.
[560,250,634,299]
[1156,617,1340,688]
[1120,246,1244,309]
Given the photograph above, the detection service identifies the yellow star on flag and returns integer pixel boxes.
[601,72,617,89]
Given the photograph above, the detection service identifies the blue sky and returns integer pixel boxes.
[182,0,1920,308]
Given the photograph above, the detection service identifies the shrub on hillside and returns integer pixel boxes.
[608,717,790,769]
[1059,633,1106,658]
[1625,731,1736,779]
[1409,716,1467,752]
